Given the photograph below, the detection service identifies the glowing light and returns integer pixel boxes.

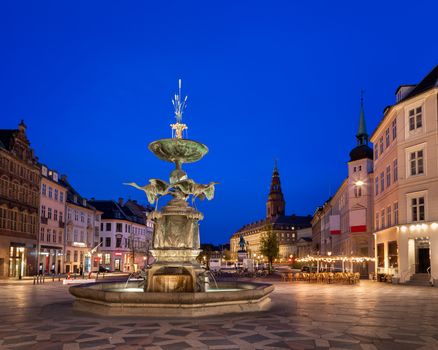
[401,226,407,233]
[432,223,438,230]
[355,180,364,186]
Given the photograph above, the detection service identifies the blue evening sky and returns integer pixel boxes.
[1,1,437,244]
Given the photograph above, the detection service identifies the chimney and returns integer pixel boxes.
[118,197,124,205]
[61,174,68,182]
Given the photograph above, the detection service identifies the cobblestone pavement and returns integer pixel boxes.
[0,280,438,350]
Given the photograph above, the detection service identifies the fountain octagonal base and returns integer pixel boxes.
[69,281,274,317]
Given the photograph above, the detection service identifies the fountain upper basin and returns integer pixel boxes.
[148,138,208,164]
[69,280,274,317]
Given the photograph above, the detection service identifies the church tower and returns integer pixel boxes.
[266,161,285,218]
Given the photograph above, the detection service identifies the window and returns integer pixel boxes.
[74,250,78,262]
[410,150,424,176]
[59,211,63,223]
[53,231,56,243]
[80,213,84,223]
[116,236,122,248]
[42,184,46,196]
[381,209,385,229]
[40,227,44,241]
[106,223,111,231]
[116,223,123,232]
[358,165,362,171]
[375,212,380,230]
[379,136,384,154]
[104,253,110,264]
[388,241,398,268]
[385,129,390,148]
[392,118,397,140]
[377,243,384,268]
[393,202,399,225]
[74,210,78,221]
[58,232,62,243]
[54,210,58,221]
[411,197,425,222]
[409,106,422,131]
[74,230,78,242]
[353,166,356,172]
[48,187,53,198]
[380,172,385,192]
[386,206,391,227]
[80,231,84,242]
[374,147,379,160]
[101,223,103,231]
[100,237,103,245]
[66,250,71,263]
[354,186,362,198]
[41,205,46,217]
[106,237,111,247]
[60,192,64,202]
[386,166,391,188]
[375,177,379,196]
[54,189,58,201]
[48,208,52,219]
[393,159,398,182]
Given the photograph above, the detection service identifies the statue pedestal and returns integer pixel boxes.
[147,198,206,292]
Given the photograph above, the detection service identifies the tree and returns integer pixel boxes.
[259,231,279,273]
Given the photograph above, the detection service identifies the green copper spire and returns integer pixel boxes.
[356,91,368,145]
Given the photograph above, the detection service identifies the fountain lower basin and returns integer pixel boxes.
[69,281,274,317]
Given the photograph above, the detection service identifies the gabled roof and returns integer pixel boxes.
[400,65,438,102]
[371,65,438,140]
[89,199,148,225]
[59,177,96,211]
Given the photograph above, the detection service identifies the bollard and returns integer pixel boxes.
[33,276,36,285]
[42,275,45,283]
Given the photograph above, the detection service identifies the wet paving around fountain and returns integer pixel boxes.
[1,280,438,350]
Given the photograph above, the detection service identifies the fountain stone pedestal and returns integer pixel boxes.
[147,198,205,292]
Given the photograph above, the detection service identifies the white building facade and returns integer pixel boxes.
[371,65,438,284]
[38,165,67,274]
[61,176,101,274]
[90,199,153,272]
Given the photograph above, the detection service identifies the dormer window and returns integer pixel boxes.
[74,195,78,203]
[82,199,87,206]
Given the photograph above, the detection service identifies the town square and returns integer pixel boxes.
[1,1,438,349]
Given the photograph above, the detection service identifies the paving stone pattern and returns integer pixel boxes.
[0,280,438,349]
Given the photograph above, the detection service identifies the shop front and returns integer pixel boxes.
[9,242,37,279]
[375,224,438,284]
[39,245,63,274]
